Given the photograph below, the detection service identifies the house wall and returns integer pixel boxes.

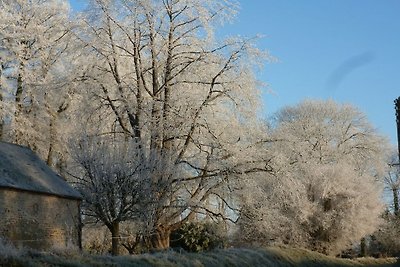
[0,189,81,250]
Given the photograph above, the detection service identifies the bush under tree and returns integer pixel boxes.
[369,212,400,257]
[170,221,227,252]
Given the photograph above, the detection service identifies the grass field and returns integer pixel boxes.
[0,245,398,267]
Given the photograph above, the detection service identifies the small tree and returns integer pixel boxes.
[70,136,144,255]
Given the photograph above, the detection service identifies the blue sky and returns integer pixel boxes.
[69,0,400,145]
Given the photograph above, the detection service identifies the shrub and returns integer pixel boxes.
[82,226,112,254]
[170,221,226,252]
[369,213,400,257]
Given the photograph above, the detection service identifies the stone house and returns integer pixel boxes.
[0,142,82,250]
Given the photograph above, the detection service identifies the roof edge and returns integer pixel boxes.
[0,185,83,201]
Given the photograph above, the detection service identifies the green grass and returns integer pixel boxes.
[0,246,398,267]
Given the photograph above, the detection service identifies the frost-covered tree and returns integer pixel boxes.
[239,100,388,255]
[70,0,268,251]
[368,149,400,257]
[370,212,400,257]
[384,149,400,215]
[70,136,146,256]
[0,0,74,167]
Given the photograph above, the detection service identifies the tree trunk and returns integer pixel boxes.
[150,227,171,251]
[360,237,367,257]
[0,65,3,140]
[150,97,162,151]
[109,221,120,256]
[149,19,163,152]
[393,188,399,216]
[14,60,27,144]
[47,114,56,167]
[0,86,3,140]
[396,97,400,217]
[162,16,174,151]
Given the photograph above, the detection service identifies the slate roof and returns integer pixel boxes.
[0,142,82,200]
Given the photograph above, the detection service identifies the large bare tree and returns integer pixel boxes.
[71,0,268,252]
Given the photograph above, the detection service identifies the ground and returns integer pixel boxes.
[0,245,399,267]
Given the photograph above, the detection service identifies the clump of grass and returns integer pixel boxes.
[48,244,80,261]
[354,256,399,266]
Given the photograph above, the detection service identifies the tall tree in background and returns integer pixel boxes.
[369,149,400,258]
[239,100,388,255]
[384,149,400,216]
[71,0,268,251]
[0,0,74,169]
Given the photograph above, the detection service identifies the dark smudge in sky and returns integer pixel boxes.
[326,51,375,91]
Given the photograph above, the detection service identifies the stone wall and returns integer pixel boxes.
[0,188,81,250]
